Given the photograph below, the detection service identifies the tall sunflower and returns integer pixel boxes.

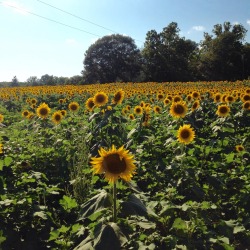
[36,103,51,119]
[90,145,136,184]
[112,89,125,105]
[216,104,230,117]
[52,111,63,125]
[177,124,195,144]
[68,102,80,112]
[134,106,143,115]
[93,92,109,107]
[170,101,188,118]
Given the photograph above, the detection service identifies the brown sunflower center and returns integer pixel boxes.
[174,104,185,114]
[219,106,228,114]
[96,95,106,103]
[23,111,29,116]
[54,114,62,121]
[180,129,190,139]
[39,108,49,116]
[103,154,126,174]
[70,104,78,110]
[243,102,250,109]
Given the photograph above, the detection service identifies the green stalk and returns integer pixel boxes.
[113,182,117,223]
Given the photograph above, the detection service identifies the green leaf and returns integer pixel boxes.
[78,190,112,220]
[4,156,12,167]
[59,195,78,212]
[94,223,127,250]
[172,218,188,232]
[233,225,245,234]
[33,211,47,220]
[120,194,147,217]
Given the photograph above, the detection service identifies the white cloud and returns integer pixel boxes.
[192,26,205,31]
[247,20,250,26]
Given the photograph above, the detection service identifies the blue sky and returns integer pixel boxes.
[0,0,250,82]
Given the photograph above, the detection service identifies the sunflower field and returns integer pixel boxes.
[0,80,250,250]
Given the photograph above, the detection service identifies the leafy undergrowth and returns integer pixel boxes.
[0,81,250,249]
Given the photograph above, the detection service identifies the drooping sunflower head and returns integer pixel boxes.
[52,111,63,125]
[36,103,51,119]
[85,97,95,111]
[170,101,188,119]
[93,91,109,107]
[112,89,125,105]
[235,145,244,152]
[90,145,136,184]
[216,104,230,117]
[68,102,80,112]
[177,124,195,145]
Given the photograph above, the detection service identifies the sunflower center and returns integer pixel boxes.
[180,129,190,139]
[96,95,105,103]
[40,108,49,116]
[103,154,126,174]
[70,104,78,110]
[55,114,61,121]
[174,104,185,114]
[244,102,250,109]
[219,106,228,114]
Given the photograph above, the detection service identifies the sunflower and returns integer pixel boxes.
[235,145,244,152]
[153,106,161,114]
[22,110,30,118]
[60,110,67,116]
[216,104,230,117]
[134,106,143,115]
[112,89,125,105]
[177,124,195,144]
[163,98,171,106]
[0,114,4,123]
[173,95,182,102]
[225,95,235,103]
[85,97,95,111]
[192,91,200,99]
[242,101,250,110]
[52,111,63,125]
[90,145,136,184]
[36,103,51,119]
[191,100,200,111]
[170,101,188,118]
[214,93,221,103]
[68,102,80,112]
[93,91,109,107]
[30,98,37,105]
[0,144,3,154]
[241,94,250,102]
[128,114,135,120]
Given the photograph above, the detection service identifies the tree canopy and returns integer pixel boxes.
[82,34,142,83]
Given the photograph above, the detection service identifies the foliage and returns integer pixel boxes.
[0,80,250,249]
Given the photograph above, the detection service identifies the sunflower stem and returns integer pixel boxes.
[113,182,117,223]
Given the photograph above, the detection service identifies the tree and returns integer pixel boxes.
[40,74,56,85]
[199,22,247,80]
[142,22,198,82]
[26,76,39,86]
[82,34,142,83]
[10,76,19,87]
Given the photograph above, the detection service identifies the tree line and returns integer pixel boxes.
[1,21,249,87]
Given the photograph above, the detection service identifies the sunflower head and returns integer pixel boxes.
[36,103,51,119]
[90,145,136,184]
[52,111,63,125]
[93,92,109,107]
[85,97,95,111]
[153,106,161,114]
[170,101,188,119]
[134,106,143,115]
[242,101,250,110]
[177,124,195,145]
[112,89,125,105]
[68,102,80,112]
[22,110,30,118]
[216,104,230,117]
[60,110,67,116]
[191,100,200,111]
[235,145,244,152]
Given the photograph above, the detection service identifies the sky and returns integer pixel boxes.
[0,0,250,82]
